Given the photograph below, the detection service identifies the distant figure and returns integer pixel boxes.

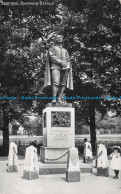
[28,131,33,137]
[28,131,31,137]
[97,143,108,169]
[110,146,121,179]
[83,138,93,163]
[17,125,24,135]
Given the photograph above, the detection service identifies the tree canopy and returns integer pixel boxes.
[0,0,120,154]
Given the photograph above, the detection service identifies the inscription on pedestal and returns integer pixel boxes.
[51,129,72,140]
[51,111,71,127]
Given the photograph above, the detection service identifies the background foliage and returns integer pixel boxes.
[0,0,120,154]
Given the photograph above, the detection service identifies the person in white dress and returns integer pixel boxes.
[83,138,93,162]
[110,146,121,179]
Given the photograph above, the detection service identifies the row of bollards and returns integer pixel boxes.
[8,142,80,182]
[7,142,109,182]
[8,142,39,180]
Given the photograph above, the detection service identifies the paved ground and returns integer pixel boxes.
[0,157,121,194]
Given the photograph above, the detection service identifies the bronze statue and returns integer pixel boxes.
[44,35,73,103]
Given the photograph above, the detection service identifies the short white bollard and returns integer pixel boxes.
[97,144,109,177]
[23,145,39,180]
[8,142,18,172]
[66,147,80,182]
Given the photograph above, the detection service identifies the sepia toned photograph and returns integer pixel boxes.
[0,0,121,194]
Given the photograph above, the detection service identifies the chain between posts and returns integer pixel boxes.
[79,151,102,161]
[13,147,25,158]
[13,147,69,161]
[14,147,102,162]
[34,150,69,161]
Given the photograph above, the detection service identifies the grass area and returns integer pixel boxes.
[0,135,43,145]
[0,134,121,145]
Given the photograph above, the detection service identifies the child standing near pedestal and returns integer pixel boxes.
[83,138,93,163]
[110,147,121,179]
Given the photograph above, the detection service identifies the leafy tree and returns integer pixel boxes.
[0,2,59,155]
[60,0,120,152]
[0,0,120,154]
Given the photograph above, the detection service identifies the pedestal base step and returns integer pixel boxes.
[39,162,92,175]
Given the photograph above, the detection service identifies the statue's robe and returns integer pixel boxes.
[44,46,73,90]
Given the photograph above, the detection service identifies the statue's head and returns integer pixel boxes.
[55,35,63,44]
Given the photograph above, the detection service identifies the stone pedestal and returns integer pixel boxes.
[23,146,39,180]
[40,147,68,164]
[66,147,80,182]
[40,103,75,164]
[8,142,18,172]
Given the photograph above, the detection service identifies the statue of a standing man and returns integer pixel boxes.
[44,35,73,103]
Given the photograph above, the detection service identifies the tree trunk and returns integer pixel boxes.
[2,108,9,156]
[89,101,97,154]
